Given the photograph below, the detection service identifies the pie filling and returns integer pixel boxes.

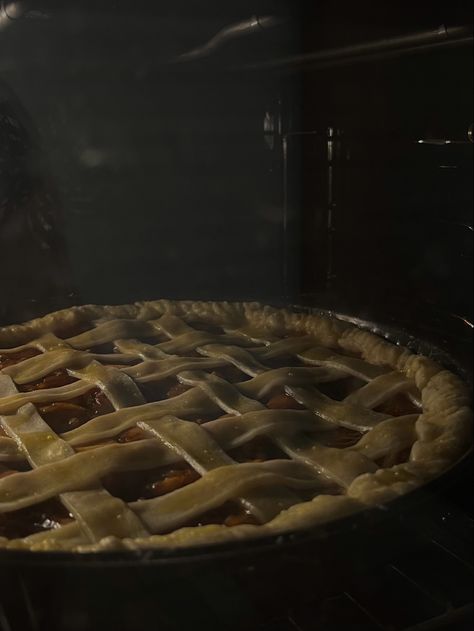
[0,301,470,552]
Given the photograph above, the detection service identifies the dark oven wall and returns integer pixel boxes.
[291,0,473,357]
[0,0,299,325]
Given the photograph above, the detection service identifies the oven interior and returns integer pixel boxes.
[0,1,473,630]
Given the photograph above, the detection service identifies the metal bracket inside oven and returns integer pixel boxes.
[174,15,284,64]
[283,127,343,299]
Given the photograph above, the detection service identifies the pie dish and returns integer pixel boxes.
[0,300,471,553]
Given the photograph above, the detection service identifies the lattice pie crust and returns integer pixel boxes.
[0,301,471,553]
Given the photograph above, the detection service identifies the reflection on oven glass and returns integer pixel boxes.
[0,84,75,325]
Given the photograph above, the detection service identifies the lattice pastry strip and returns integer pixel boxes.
[0,439,174,511]
[3,347,138,385]
[1,426,149,544]
[62,388,223,447]
[140,416,305,526]
[0,367,150,543]
[3,405,149,541]
[65,319,163,350]
[173,370,415,489]
[0,379,95,416]
[130,461,321,536]
[0,333,69,354]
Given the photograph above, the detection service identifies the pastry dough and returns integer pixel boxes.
[0,300,471,553]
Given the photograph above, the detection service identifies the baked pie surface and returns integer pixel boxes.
[0,300,471,553]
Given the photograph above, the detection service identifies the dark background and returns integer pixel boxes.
[0,0,472,346]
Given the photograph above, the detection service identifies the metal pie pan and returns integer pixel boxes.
[0,305,472,568]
